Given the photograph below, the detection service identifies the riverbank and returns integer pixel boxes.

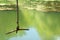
[23,1,60,12]
[0,4,16,10]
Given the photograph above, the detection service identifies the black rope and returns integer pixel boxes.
[6,0,29,34]
[16,0,19,28]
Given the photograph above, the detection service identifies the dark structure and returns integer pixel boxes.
[6,0,29,34]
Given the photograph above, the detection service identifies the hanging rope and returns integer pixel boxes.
[6,0,29,34]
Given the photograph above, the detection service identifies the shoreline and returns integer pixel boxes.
[0,4,16,10]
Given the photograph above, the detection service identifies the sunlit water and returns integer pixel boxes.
[9,28,41,40]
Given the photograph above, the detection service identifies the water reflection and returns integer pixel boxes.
[9,28,41,40]
[55,36,60,40]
